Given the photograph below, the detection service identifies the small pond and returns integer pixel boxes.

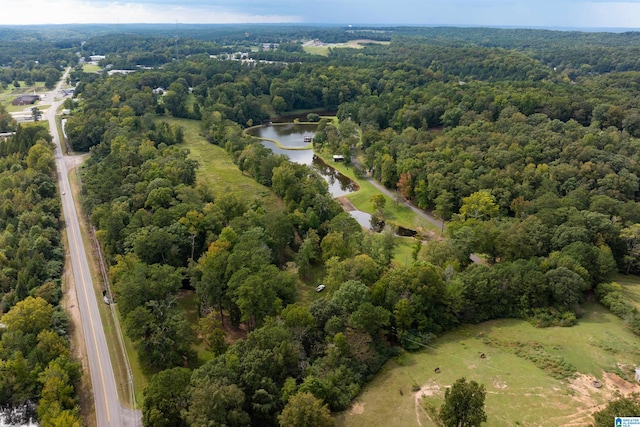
[246,123,316,149]
[248,123,419,235]
[248,124,358,199]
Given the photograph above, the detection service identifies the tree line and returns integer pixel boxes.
[0,123,81,426]
[17,24,640,426]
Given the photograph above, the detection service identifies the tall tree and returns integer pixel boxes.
[142,367,191,427]
[439,377,487,427]
[278,392,335,427]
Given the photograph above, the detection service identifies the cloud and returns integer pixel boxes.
[0,0,639,27]
[0,0,301,25]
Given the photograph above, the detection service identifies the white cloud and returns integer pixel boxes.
[0,0,301,24]
[0,0,639,27]
[583,2,640,27]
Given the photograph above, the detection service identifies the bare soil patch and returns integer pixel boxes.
[413,383,440,426]
[558,371,640,426]
[64,153,89,172]
[492,377,509,390]
[336,196,357,212]
[349,401,365,415]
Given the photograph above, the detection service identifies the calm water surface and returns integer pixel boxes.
[249,124,358,199]
[248,124,369,225]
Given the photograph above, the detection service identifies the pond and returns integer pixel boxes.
[248,124,358,199]
[248,124,420,235]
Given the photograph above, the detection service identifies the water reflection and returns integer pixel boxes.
[349,210,373,229]
[246,123,317,149]
[250,124,366,221]
[254,127,357,199]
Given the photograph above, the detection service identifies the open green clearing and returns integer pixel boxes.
[162,117,281,206]
[0,81,46,109]
[304,40,391,56]
[315,151,440,235]
[335,302,640,427]
[615,273,640,311]
[82,63,102,73]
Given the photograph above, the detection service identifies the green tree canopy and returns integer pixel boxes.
[439,377,487,427]
[278,392,335,427]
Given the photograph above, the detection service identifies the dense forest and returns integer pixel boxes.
[4,23,640,426]
[0,118,82,425]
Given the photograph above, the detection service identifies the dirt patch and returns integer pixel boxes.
[336,196,357,212]
[559,371,640,426]
[493,377,509,390]
[414,383,441,426]
[222,320,248,344]
[569,372,640,402]
[568,374,602,406]
[64,153,89,172]
[349,401,365,415]
[602,372,640,395]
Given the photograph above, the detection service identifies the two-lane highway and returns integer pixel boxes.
[47,69,140,427]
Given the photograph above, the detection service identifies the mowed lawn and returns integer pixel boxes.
[335,302,640,427]
[315,152,439,235]
[161,117,281,207]
[0,81,47,110]
[615,273,640,311]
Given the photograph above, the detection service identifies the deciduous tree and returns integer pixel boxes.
[278,392,334,427]
[439,377,487,427]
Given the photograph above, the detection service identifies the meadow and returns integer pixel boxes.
[616,273,640,311]
[335,302,640,427]
[164,118,640,427]
[0,81,46,110]
[303,39,391,57]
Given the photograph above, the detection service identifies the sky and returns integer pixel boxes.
[2,0,640,28]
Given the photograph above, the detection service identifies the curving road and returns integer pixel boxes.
[47,69,140,427]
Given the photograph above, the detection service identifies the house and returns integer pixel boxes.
[333,155,345,162]
[11,94,40,106]
[89,55,106,62]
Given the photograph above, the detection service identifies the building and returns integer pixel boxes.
[89,55,106,62]
[11,94,40,106]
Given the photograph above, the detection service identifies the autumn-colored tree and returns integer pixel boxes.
[278,392,334,427]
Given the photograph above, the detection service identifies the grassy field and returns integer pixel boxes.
[315,151,440,235]
[335,302,640,427]
[82,63,102,73]
[615,273,640,311]
[162,117,281,207]
[303,39,391,56]
[0,81,46,109]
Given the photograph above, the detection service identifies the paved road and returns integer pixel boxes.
[47,69,140,427]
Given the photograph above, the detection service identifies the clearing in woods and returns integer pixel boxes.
[334,302,640,427]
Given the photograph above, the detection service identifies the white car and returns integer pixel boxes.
[315,284,326,292]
